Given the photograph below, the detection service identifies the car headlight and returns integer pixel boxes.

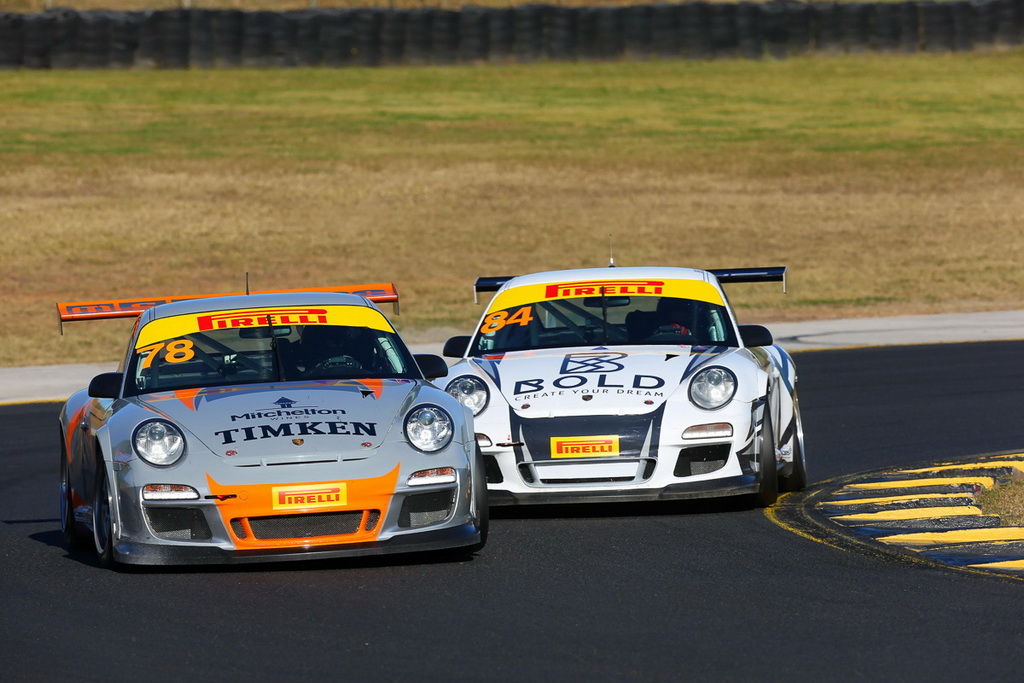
[404,405,454,453]
[689,367,737,410]
[444,375,489,416]
[133,419,186,466]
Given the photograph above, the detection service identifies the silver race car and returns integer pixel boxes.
[440,267,807,507]
[57,285,486,566]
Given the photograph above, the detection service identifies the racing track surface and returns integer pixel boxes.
[2,342,1024,681]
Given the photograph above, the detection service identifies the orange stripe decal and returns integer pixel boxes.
[206,465,400,550]
[173,388,202,411]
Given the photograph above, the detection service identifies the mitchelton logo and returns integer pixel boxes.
[544,280,665,298]
[272,483,347,510]
[196,308,329,331]
[550,435,620,458]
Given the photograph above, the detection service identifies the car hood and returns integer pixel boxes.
[133,379,419,461]
[469,345,742,417]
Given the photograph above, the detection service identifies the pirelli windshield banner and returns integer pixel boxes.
[487,278,726,312]
[136,305,394,348]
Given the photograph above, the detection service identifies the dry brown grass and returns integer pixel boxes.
[1,55,1023,367]
[978,474,1024,527]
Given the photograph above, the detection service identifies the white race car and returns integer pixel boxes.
[440,267,806,507]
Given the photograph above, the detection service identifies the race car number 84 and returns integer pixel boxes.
[480,306,534,334]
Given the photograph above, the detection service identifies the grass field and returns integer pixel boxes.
[1,52,1023,367]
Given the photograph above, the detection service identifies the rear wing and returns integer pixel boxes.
[473,276,516,304]
[57,283,399,330]
[708,267,787,293]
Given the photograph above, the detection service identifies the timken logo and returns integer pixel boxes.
[272,483,348,510]
[197,308,329,331]
[544,280,664,299]
[550,435,620,458]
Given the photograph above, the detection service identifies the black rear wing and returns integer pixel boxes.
[708,266,787,293]
[473,276,515,304]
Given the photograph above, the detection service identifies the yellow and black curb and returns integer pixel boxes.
[767,450,1024,581]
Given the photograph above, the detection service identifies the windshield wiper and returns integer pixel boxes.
[600,286,609,346]
[266,314,286,381]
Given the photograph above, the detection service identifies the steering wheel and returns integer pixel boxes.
[304,355,363,377]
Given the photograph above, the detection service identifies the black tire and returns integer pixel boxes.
[59,434,90,549]
[754,405,778,507]
[468,445,489,552]
[779,392,808,492]
[92,464,117,568]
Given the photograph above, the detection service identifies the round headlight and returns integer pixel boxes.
[444,375,489,416]
[404,405,454,453]
[132,419,186,466]
[689,366,737,410]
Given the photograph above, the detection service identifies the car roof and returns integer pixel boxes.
[499,266,714,290]
[137,292,378,324]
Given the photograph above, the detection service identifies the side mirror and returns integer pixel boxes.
[442,335,471,358]
[738,325,774,348]
[414,354,450,380]
[88,372,124,399]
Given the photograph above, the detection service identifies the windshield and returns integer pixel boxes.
[470,295,738,355]
[125,306,418,396]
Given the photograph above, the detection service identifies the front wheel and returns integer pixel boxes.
[779,391,808,493]
[59,435,89,549]
[468,446,489,553]
[754,405,778,507]
[92,465,117,568]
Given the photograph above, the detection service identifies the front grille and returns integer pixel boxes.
[364,510,381,531]
[398,491,454,529]
[538,476,634,484]
[230,518,247,539]
[145,507,212,541]
[245,511,364,540]
[674,444,731,477]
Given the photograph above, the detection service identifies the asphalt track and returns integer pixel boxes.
[2,341,1023,681]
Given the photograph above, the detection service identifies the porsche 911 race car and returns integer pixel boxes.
[57,284,486,566]
[440,267,806,507]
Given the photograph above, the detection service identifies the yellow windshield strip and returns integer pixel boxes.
[486,278,724,313]
[136,305,393,348]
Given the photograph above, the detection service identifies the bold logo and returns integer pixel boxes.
[229,398,346,422]
[544,280,665,299]
[272,483,347,510]
[196,308,329,331]
[560,352,627,374]
[291,438,304,446]
[550,435,620,458]
[274,397,298,409]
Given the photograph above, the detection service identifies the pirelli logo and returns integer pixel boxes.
[272,483,347,510]
[550,435,620,458]
[197,308,329,331]
[543,280,665,299]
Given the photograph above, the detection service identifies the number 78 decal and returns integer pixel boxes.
[136,339,196,369]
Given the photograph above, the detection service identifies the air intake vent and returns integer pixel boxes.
[247,511,363,540]
[674,444,731,477]
[398,491,454,529]
[145,507,212,541]
[230,518,247,539]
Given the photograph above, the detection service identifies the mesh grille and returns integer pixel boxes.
[145,507,212,541]
[364,510,381,531]
[247,511,364,540]
[398,491,454,529]
[674,444,731,477]
[230,518,247,539]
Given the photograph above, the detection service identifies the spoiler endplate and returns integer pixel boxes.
[473,276,516,304]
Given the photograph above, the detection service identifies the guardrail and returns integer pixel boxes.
[0,2,1022,69]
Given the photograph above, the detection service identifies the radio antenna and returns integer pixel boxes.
[245,272,250,295]
[608,235,616,268]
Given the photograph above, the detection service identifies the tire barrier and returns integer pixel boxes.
[3,1,1023,69]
